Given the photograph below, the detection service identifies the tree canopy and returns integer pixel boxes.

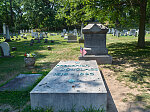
[0,0,150,47]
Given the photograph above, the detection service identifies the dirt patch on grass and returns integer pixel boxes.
[100,65,150,112]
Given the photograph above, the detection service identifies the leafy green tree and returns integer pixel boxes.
[57,0,149,48]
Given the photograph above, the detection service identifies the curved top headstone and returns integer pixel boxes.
[0,42,10,56]
[82,23,108,34]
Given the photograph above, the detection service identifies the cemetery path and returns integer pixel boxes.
[100,66,150,112]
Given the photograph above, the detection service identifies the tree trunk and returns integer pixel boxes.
[138,0,147,48]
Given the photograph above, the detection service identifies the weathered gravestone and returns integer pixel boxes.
[129,29,136,36]
[3,23,6,38]
[79,23,84,43]
[0,42,11,57]
[67,33,77,43]
[79,23,112,64]
[30,60,107,111]
[5,25,11,42]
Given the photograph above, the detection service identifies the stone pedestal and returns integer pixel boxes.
[79,23,112,64]
[30,60,107,111]
[79,55,112,64]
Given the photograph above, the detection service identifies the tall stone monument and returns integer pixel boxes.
[79,23,84,43]
[79,23,112,64]
[3,23,6,38]
[5,25,11,42]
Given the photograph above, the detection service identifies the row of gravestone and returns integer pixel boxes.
[108,28,150,37]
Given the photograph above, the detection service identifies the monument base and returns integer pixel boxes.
[67,40,78,43]
[79,55,112,64]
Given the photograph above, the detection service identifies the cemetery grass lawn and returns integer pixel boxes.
[0,33,150,111]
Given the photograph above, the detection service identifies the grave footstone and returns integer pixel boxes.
[63,29,66,34]
[30,60,107,112]
[130,29,136,36]
[3,23,6,38]
[5,25,11,42]
[0,74,42,91]
[79,23,112,64]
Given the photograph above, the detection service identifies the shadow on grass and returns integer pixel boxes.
[106,41,150,84]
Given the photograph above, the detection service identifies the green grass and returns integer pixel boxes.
[0,33,150,111]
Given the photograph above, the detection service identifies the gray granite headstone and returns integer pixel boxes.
[79,23,112,64]
[0,74,42,91]
[30,60,107,111]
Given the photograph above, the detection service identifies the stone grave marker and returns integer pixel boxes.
[0,42,11,57]
[0,74,42,91]
[67,33,77,43]
[30,60,107,112]
[3,23,6,38]
[5,25,11,42]
[73,29,78,36]
[79,23,112,64]
[121,31,124,36]
[63,29,66,34]
[130,29,136,36]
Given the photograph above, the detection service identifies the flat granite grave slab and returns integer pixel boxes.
[0,74,42,91]
[30,60,107,111]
